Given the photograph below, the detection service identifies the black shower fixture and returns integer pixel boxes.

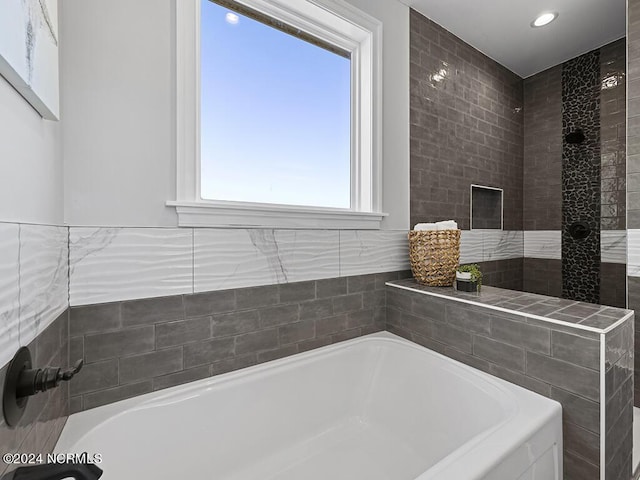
[568,221,591,240]
[565,129,585,144]
[2,347,83,427]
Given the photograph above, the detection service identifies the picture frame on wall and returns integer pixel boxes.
[0,0,59,120]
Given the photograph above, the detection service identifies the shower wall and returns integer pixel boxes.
[409,10,524,232]
[410,7,626,306]
[409,9,524,290]
[627,0,640,407]
[522,39,626,307]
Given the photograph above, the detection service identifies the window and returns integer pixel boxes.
[170,0,384,228]
[201,0,350,209]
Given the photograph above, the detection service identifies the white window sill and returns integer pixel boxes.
[167,201,387,229]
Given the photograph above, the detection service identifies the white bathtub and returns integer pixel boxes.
[55,332,562,479]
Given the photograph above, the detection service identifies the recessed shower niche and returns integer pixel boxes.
[470,185,503,229]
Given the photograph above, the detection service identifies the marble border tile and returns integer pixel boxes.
[194,229,339,292]
[482,230,524,262]
[524,231,562,260]
[460,230,483,264]
[19,224,69,346]
[69,228,531,303]
[70,228,407,303]
[69,228,193,305]
[339,230,409,276]
[601,230,627,264]
[0,223,20,367]
[627,229,640,277]
[460,230,523,264]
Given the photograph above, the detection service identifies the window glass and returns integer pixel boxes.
[200,0,351,208]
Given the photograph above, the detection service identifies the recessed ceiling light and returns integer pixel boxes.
[531,12,558,28]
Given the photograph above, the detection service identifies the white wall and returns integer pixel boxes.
[60,0,177,227]
[0,75,63,224]
[347,0,409,230]
[0,14,67,368]
[61,0,409,229]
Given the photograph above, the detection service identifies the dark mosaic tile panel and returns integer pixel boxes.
[561,50,601,304]
[409,9,523,230]
[385,282,634,480]
[0,310,70,478]
[68,272,405,412]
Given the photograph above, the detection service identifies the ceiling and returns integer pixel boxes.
[399,0,626,78]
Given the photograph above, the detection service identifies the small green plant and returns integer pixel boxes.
[458,264,482,287]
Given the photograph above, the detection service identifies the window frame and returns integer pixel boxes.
[168,0,385,229]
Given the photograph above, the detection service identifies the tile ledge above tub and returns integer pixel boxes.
[386,279,632,334]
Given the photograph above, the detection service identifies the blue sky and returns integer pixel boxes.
[200,0,351,208]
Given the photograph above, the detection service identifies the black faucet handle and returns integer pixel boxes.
[15,359,85,398]
[60,359,83,382]
[3,348,86,427]
[5,462,103,480]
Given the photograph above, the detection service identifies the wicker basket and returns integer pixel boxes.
[408,229,461,286]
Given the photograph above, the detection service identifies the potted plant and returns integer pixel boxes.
[456,264,482,292]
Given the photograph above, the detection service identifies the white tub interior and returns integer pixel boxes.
[56,332,562,480]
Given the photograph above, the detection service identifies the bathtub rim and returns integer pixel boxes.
[59,332,521,436]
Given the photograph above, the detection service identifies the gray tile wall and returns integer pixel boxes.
[523,259,626,308]
[523,258,563,297]
[600,39,627,231]
[409,9,523,230]
[386,285,633,479]
[477,258,523,291]
[629,0,640,411]
[627,276,640,406]
[629,0,640,229]
[523,39,626,307]
[604,317,633,480]
[523,65,563,231]
[68,272,410,412]
[600,262,627,308]
[524,39,625,232]
[0,310,70,478]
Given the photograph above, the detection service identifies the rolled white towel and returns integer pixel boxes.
[414,223,437,231]
[436,220,458,230]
